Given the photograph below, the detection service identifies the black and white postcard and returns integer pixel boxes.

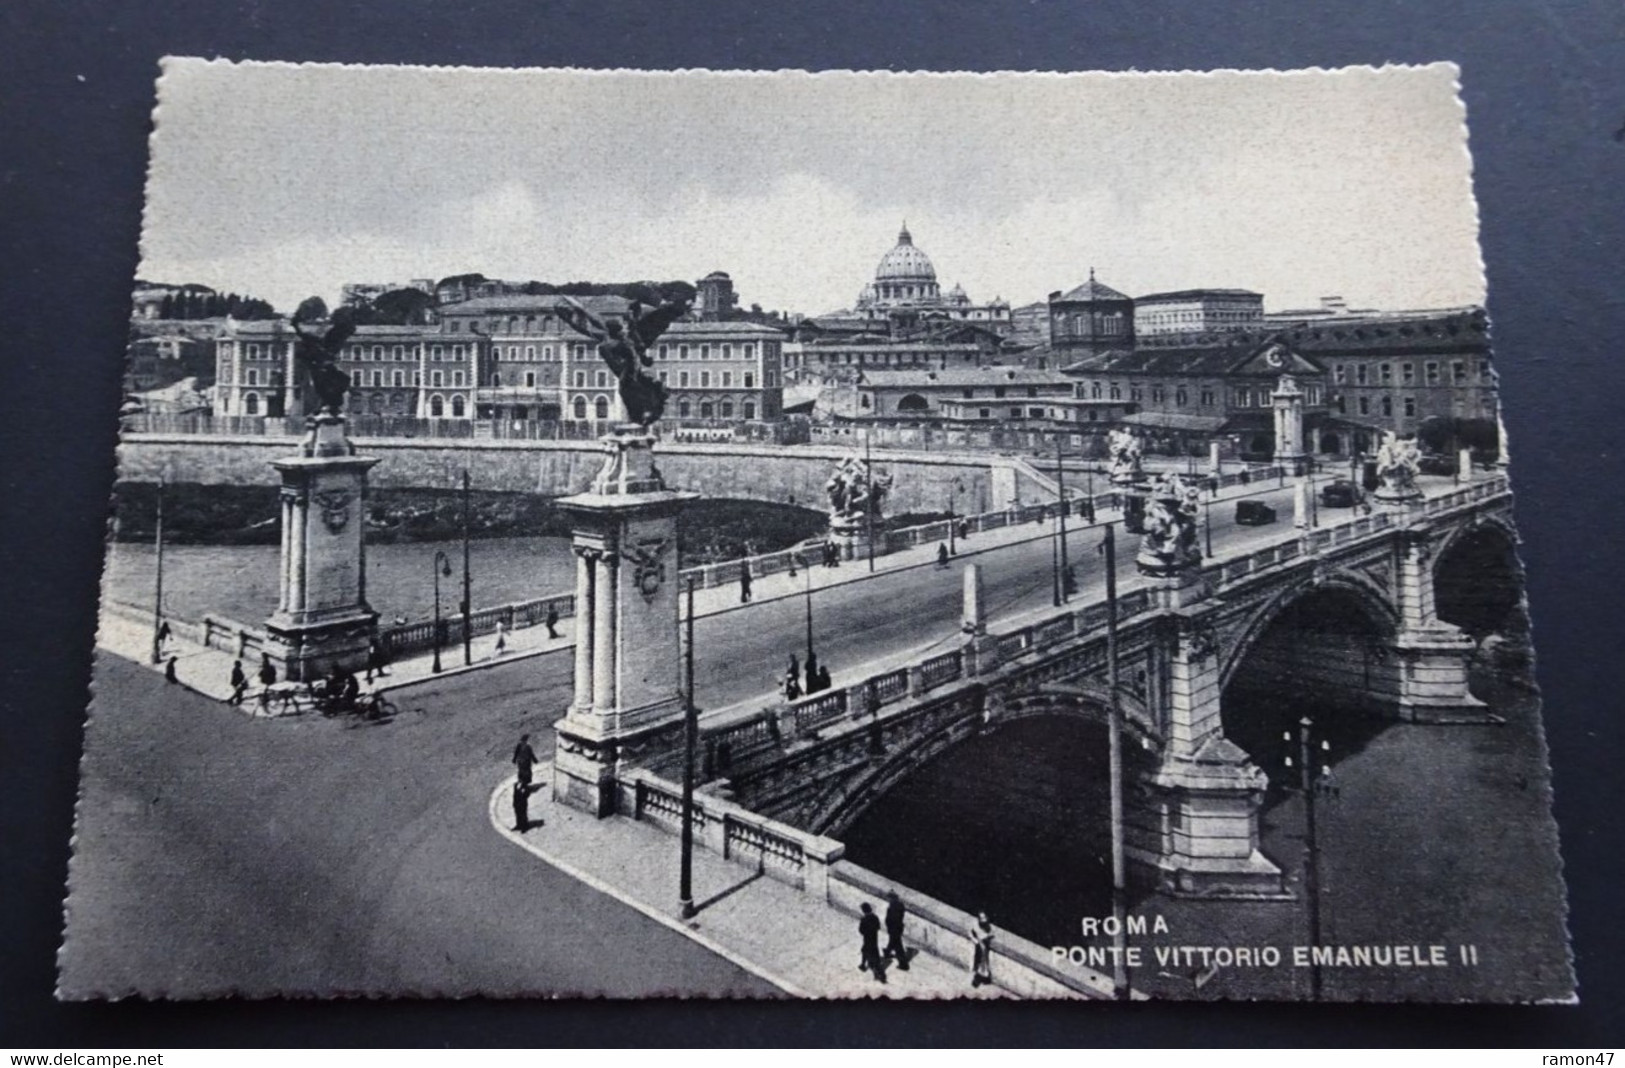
[58,60,1573,1003]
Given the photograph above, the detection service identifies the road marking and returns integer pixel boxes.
[486,775,811,998]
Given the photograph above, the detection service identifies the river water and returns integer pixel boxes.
[102,536,577,625]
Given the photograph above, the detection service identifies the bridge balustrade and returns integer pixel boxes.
[791,689,848,735]
[919,649,963,689]
[871,668,910,704]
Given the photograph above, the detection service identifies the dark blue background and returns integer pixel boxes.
[2,0,1621,1047]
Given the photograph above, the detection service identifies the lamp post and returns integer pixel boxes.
[150,478,166,664]
[1284,715,1335,1000]
[1204,492,1214,558]
[947,478,962,556]
[865,428,877,573]
[1101,522,1129,1000]
[1056,438,1071,600]
[431,549,453,673]
[460,469,473,667]
[799,552,815,666]
[679,575,698,919]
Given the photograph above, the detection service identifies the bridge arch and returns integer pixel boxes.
[1219,573,1402,774]
[1431,516,1523,640]
[811,686,1158,838]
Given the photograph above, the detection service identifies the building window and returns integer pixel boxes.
[574,371,586,388]
[524,371,536,388]
[573,397,587,420]
[371,370,383,387]
[1402,362,1416,384]
[1151,386,1165,404]
[1334,365,1346,384]
[432,345,443,360]
[452,395,466,417]
[1381,396,1393,417]
[678,345,689,360]
[243,392,259,415]
[679,371,690,387]
[701,401,715,418]
[1236,388,1251,407]
[721,400,735,418]
[722,372,733,387]
[658,370,669,384]
[594,397,610,420]
[1380,363,1393,384]
[373,346,384,360]
[526,346,536,359]
[392,345,404,361]
[492,372,502,387]
[742,343,755,358]
[744,372,754,388]
[595,370,608,388]
[1109,384,1121,400]
[452,371,465,387]
[453,345,465,360]
[544,345,554,360]
[1404,396,1416,417]
[1452,360,1467,383]
[1426,361,1440,385]
[766,371,777,388]
[431,370,444,387]
[701,371,711,387]
[1355,364,1368,385]
[679,401,692,417]
[1200,388,1214,406]
[430,395,445,417]
[1358,396,1370,415]
[1175,388,1188,407]
[246,369,259,386]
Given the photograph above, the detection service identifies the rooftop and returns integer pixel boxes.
[1051,275,1132,305]
[1136,288,1263,304]
[857,367,1068,388]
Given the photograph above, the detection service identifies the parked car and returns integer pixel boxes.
[1321,479,1363,508]
[1235,500,1277,526]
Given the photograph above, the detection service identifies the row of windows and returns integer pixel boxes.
[558,395,762,421]
[1081,380,1323,408]
[1332,359,1488,386]
[653,342,763,360]
[652,369,761,389]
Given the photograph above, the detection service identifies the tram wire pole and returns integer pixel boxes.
[461,468,472,667]
[1103,523,1129,999]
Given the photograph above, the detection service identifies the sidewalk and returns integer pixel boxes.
[489,765,1033,999]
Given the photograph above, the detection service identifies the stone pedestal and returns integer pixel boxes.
[1384,529,1490,722]
[262,416,379,682]
[553,427,698,817]
[1137,736,1290,899]
[828,511,883,562]
[1271,375,1306,465]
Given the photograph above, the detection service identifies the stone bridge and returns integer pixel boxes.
[624,472,1519,901]
[115,433,1059,514]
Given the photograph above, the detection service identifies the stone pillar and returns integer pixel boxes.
[1271,374,1306,465]
[553,426,698,817]
[1137,617,1286,899]
[262,415,379,682]
[1293,479,1311,531]
[1387,530,1488,723]
[961,563,998,676]
[1456,447,1473,484]
[571,549,595,711]
[1207,440,1222,476]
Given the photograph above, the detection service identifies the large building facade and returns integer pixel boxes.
[1133,288,1264,336]
[848,224,1012,334]
[214,294,788,427]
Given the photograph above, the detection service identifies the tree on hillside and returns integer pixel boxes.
[369,288,434,325]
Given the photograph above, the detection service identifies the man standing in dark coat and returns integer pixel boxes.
[512,779,530,832]
[740,564,752,604]
[228,659,247,705]
[884,889,910,970]
[512,733,538,788]
[857,903,886,983]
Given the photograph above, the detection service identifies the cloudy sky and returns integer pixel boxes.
[140,61,1485,316]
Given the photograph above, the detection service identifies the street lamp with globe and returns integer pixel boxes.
[432,550,454,673]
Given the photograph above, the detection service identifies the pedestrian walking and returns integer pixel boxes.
[740,565,753,604]
[512,779,530,832]
[788,553,798,580]
[884,890,910,970]
[257,654,276,688]
[365,637,387,681]
[228,659,247,705]
[493,619,508,657]
[958,518,970,541]
[804,650,819,694]
[156,620,173,657]
[544,602,560,639]
[969,911,994,987]
[164,655,178,685]
[936,542,950,569]
[857,903,886,983]
[784,668,802,702]
[788,653,800,683]
[512,732,538,788]
[816,664,832,694]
